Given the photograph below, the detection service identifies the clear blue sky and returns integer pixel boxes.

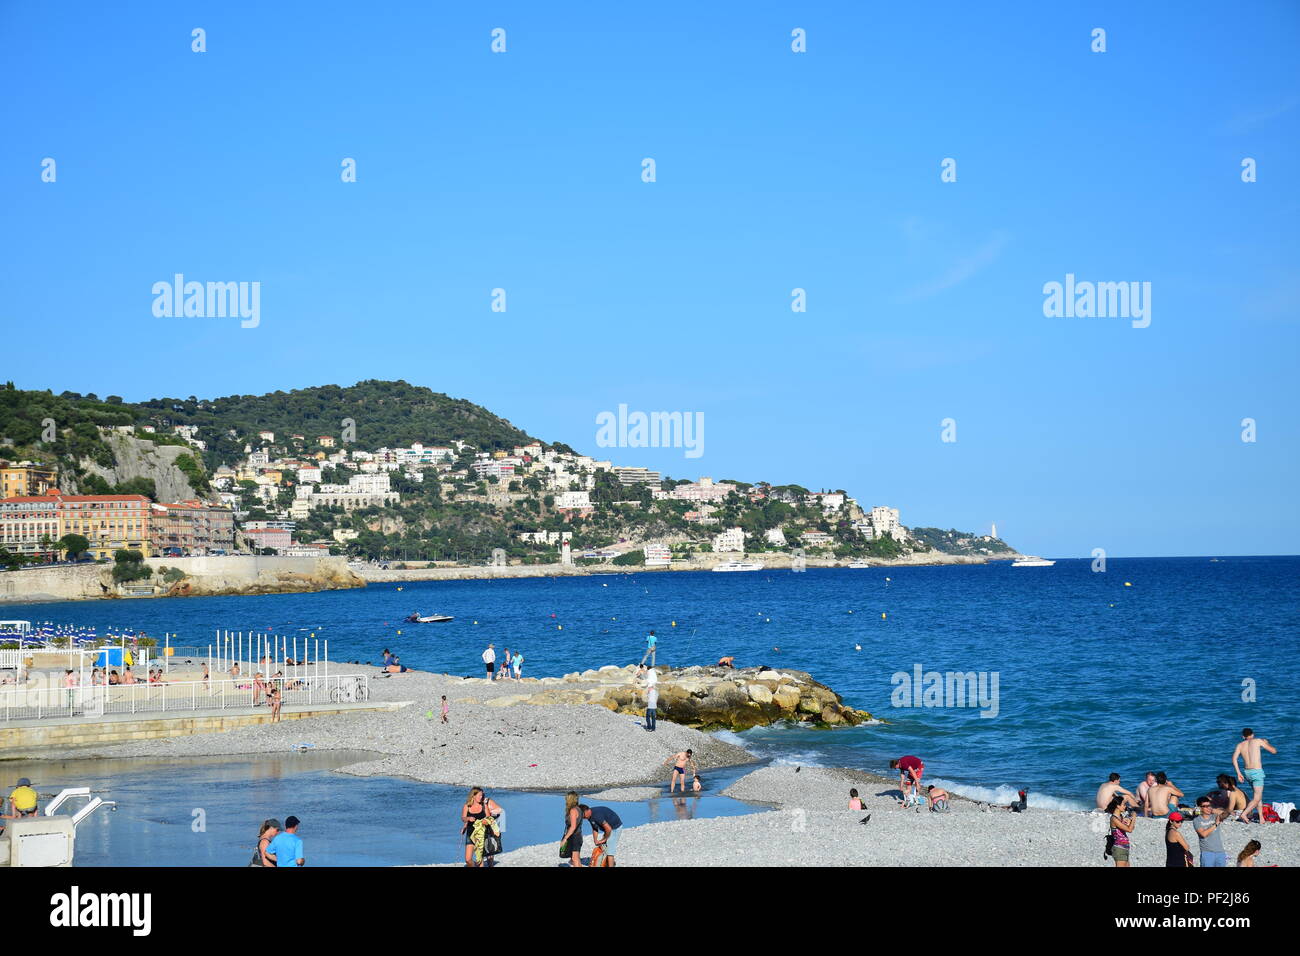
[2,2,1297,557]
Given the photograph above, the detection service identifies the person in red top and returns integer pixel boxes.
[890,755,925,803]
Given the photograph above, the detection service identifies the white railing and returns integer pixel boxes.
[0,674,370,722]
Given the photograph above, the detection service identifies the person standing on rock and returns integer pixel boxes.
[482,644,496,679]
[644,682,658,731]
[665,749,697,793]
[640,630,657,668]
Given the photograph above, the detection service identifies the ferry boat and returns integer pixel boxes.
[846,560,872,569]
[1011,556,1055,567]
[711,561,765,572]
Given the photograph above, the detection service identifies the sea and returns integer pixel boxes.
[6,556,1298,813]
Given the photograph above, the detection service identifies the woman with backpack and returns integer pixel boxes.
[560,791,584,867]
[1105,795,1134,867]
[249,819,280,867]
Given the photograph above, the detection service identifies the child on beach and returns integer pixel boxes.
[848,788,864,811]
[926,785,951,812]
[440,696,449,724]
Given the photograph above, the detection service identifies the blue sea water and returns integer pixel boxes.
[7,556,1298,811]
[1,753,760,866]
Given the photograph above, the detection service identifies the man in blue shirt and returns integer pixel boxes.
[639,630,656,667]
[266,815,305,867]
[582,805,623,866]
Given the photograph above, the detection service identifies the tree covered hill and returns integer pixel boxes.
[134,380,539,462]
[2,380,542,472]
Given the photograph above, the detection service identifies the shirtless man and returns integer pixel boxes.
[1147,771,1183,818]
[665,749,698,793]
[1233,727,1278,823]
[1135,771,1157,816]
[1214,774,1248,821]
[1096,773,1138,812]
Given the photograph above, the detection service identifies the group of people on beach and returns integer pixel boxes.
[481,643,524,680]
[1099,728,1280,867]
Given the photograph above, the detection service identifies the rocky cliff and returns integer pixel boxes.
[73,431,206,501]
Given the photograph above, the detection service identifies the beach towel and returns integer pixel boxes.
[470,817,500,864]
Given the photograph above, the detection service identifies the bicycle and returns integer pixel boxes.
[330,679,369,703]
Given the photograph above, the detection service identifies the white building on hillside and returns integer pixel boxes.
[643,543,671,567]
[869,506,905,540]
[713,527,746,553]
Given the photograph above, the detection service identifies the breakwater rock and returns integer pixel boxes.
[464,664,874,732]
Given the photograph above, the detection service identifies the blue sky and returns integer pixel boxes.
[2,1,1297,557]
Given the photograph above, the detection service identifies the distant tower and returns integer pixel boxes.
[560,539,573,566]
[991,522,998,539]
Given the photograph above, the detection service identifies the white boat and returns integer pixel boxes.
[712,561,765,572]
[405,613,454,623]
[1011,557,1055,567]
[846,560,872,569]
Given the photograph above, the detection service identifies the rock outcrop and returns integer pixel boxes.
[459,664,875,732]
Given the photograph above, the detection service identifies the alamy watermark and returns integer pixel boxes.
[595,404,704,458]
[890,663,1000,718]
[1042,273,1150,328]
[152,275,260,328]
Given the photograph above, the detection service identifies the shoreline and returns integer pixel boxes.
[0,552,1012,604]
[357,551,1018,584]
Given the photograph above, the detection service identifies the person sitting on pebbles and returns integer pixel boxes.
[925,785,952,812]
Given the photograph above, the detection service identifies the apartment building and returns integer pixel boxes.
[1,461,58,498]
[0,495,61,557]
[149,500,237,554]
[611,466,661,486]
[712,527,746,553]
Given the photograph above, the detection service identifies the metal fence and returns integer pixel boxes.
[0,673,370,722]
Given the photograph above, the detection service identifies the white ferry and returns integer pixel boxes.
[846,560,872,569]
[711,561,765,572]
[1011,556,1056,567]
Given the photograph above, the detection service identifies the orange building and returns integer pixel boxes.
[1,461,58,498]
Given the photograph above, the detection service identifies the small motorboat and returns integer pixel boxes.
[1011,557,1055,567]
[404,613,454,623]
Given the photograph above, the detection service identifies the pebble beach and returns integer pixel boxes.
[33,664,1300,867]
